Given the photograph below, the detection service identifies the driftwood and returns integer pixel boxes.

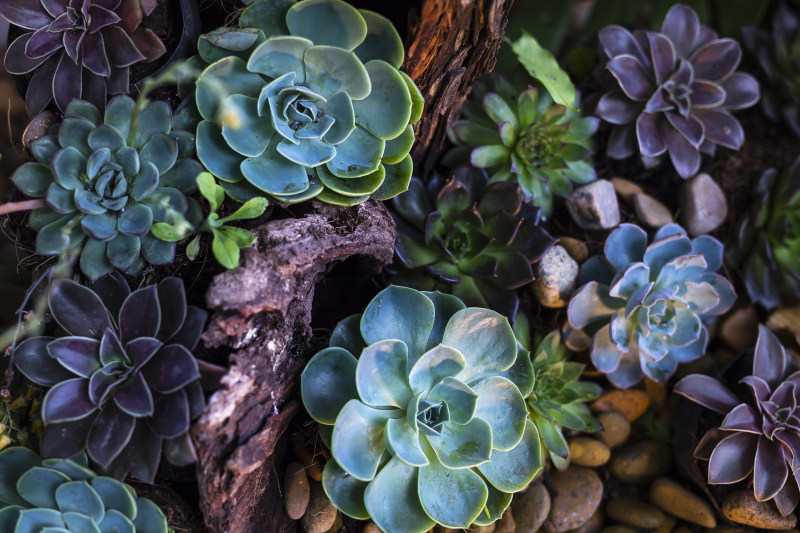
[192,0,513,531]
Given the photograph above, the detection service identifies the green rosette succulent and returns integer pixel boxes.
[732,156,800,310]
[0,447,167,532]
[390,165,556,319]
[300,286,542,532]
[11,97,204,280]
[191,0,423,206]
[517,321,602,469]
[446,77,598,218]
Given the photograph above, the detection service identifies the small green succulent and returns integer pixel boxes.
[190,0,423,206]
[11,97,204,280]
[446,76,597,218]
[0,447,168,532]
[390,165,556,319]
[301,286,542,532]
[732,156,800,309]
[516,319,602,469]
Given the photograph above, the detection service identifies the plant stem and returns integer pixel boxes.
[0,199,46,216]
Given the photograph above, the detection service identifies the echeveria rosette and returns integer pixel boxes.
[390,166,556,319]
[567,223,735,388]
[0,0,166,115]
[0,447,168,532]
[447,77,598,218]
[732,157,800,310]
[10,97,204,281]
[743,2,800,137]
[12,274,207,483]
[595,4,760,178]
[524,328,602,469]
[300,286,543,532]
[192,0,422,206]
[675,325,800,516]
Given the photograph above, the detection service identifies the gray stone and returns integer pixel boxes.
[22,111,57,150]
[680,173,727,235]
[284,462,310,520]
[632,193,673,229]
[567,180,621,230]
[533,245,579,308]
[513,481,551,533]
[300,481,338,533]
[542,467,603,533]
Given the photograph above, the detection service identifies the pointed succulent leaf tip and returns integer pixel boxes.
[595,3,758,175]
[0,447,168,532]
[568,223,734,387]
[301,287,538,529]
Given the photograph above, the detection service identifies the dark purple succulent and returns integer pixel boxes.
[1,0,166,114]
[595,4,760,178]
[12,273,207,482]
[675,325,800,516]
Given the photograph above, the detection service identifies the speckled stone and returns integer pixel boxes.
[609,440,671,485]
[633,193,673,229]
[650,477,717,528]
[722,490,797,530]
[567,180,621,230]
[606,498,665,529]
[568,437,611,467]
[533,245,579,308]
[22,111,57,150]
[680,173,727,235]
[596,411,630,448]
[513,481,551,532]
[542,466,603,533]
[300,481,338,533]
[284,462,310,520]
[592,390,650,422]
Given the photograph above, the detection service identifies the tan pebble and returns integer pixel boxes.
[284,462,310,520]
[592,390,650,422]
[611,177,644,204]
[324,511,342,533]
[609,440,671,485]
[650,477,717,528]
[566,505,604,533]
[655,514,677,533]
[568,437,610,467]
[362,522,381,533]
[512,481,550,532]
[22,111,57,150]
[720,307,759,353]
[644,377,667,408]
[633,193,673,229]
[722,490,797,530]
[596,412,630,448]
[300,481,338,533]
[494,507,515,533]
[600,527,637,533]
[558,237,589,263]
[606,497,665,528]
[307,461,323,482]
[542,466,603,533]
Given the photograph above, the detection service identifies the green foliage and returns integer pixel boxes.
[190,0,422,206]
[301,286,542,532]
[11,97,204,281]
[446,73,597,217]
[0,446,168,532]
[509,33,577,110]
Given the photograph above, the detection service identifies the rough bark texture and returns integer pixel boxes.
[193,201,395,533]
[406,0,513,180]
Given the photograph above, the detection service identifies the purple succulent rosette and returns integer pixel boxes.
[675,325,800,516]
[595,4,760,178]
[13,273,207,482]
[567,223,735,388]
[1,0,166,114]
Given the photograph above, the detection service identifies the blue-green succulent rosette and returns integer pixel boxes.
[301,286,542,533]
[192,0,423,206]
[566,223,736,388]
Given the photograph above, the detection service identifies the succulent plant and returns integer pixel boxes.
[567,223,735,388]
[732,157,800,310]
[390,165,556,319]
[447,77,598,218]
[10,97,204,281]
[743,2,800,137]
[190,0,422,206]
[12,274,207,482]
[301,286,542,532]
[1,0,166,115]
[0,446,168,532]
[675,325,800,516]
[521,323,602,468]
[595,4,760,178]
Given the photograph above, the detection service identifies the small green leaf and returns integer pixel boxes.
[197,172,224,212]
[151,223,187,243]
[510,32,577,111]
[211,230,241,269]
[220,197,268,223]
[216,226,255,248]
[186,235,201,260]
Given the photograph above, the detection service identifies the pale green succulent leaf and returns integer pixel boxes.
[407,345,465,396]
[37,215,84,255]
[30,135,60,165]
[91,476,137,519]
[400,71,424,124]
[107,233,140,271]
[353,60,411,140]
[52,146,86,190]
[269,171,324,203]
[443,308,517,385]
[518,87,540,125]
[286,0,367,51]
[211,230,240,269]
[471,376,527,451]
[196,121,245,183]
[116,147,140,177]
[370,154,412,201]
[217,226,255,249]
[238,0,295,36]
[482,93,518,129]
[428,377,477,425]
[88,124,126,152]
[16,509,64,531]
[277,137,337,167]
[329,314,366,354]
[65,100,101,125]
[426,418,492,469]
[118,204,154,237]
[510,32,577,111]
[247,36,311,79]
[364,457,435,533]
[449,121,501,148]
[477,419,543,492]
[13,163,52,197]
[56,481,104,523]
[16,466,70,509]
[241,136,311,195]
[531,411,569,459]
[221,95,274,157]
[131,497,168,532]
[197,172,224,213]
[221,197,268,223]
[473,483,513,526]
[301,347,359,425]
[326,126,384,178]
[568,282,624,330]
[382,125,414,165]
[131,162,159,202]
[199,28,265,64]
[321,459,370,520]
[317,163,385,197]
[332,400,397,481]
[470,145,510,168]
[385,416,428,467]
[104,96,136,140]
[354,10,404,68]
[97,509,134,533]
[80,239,112,281]
[63,511,102,533]
[304,46,371,100]
[318,91,355,145]
[133,101,172,148]
[499,344,534,398]
[196,57,264,122]
[361,286,435,362]
[356,339,413,409]
[315,186,368,206]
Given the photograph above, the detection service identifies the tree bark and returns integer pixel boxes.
[406,0,514,180]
